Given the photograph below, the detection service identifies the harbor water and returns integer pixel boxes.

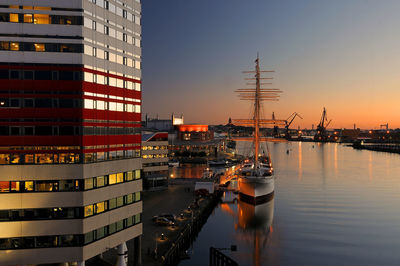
[180,142,400,266]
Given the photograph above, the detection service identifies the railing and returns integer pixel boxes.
[209,247,238,266]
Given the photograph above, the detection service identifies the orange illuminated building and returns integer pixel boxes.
[178,124,213,141]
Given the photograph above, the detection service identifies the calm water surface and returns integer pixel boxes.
[180,142,400,266]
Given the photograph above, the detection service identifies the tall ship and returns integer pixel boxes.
[234,56,284,204]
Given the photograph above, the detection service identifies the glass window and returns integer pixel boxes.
[34,43,45,52]
[9,14,18,22]
[126,193,133,204]
[116,220,123,231]
[10,42,19,51]
[109,174,117,185]
[10,181,19,192]
[84,231,94,244]
[84,99,94,109]
[116,173,123,183]
[0,181,9,192]
[84,178,94,190]
[34,14,50,24]
[24,181,34,192]
[135,192,141,201]
[24,14,33,23]
[109,222,116,234]
[59,180,74,191]
[109,198,116,209]
[126,216,133,227]
[84,205,94,217]
[116,196,124,207]
[135,169,141,179]
[134,213,141,224]
[36,181,57,192]
[96,227,106,240]
[96,202,106,214]
[126,171,133,181]
[96,176,105,187]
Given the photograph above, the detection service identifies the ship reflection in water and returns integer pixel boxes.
[220,192,274,266]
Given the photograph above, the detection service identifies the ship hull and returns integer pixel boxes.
[238,176,274,205]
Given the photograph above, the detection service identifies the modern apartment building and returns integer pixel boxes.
[142,132,168,191]
[0,0,142,265]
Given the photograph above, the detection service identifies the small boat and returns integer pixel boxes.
[168,159,179,167]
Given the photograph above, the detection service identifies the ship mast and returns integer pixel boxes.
[233,55,283,166]
[254,57,261,167]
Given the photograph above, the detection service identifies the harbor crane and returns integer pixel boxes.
[285,112,303,140]
[314,107,331,142]
[380,123,389,131]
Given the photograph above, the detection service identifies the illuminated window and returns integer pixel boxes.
[10,42,19,51]
[34,43,45,52]
[10,181,19,192]
[126,171,133,181]
[23,6,33,10]
[0,181,9,192]
[135,170,141,179]
[33,6,51,11]
[34,14,50,24]
[96,202,105,213]
[84,205,94,217]
[24,14,33,23]
[9,5,19,9]
[24,181,34,191]
[117,173,124,183]
[84,178,94,190]
[109,174,117,184]
[9,14,19,22]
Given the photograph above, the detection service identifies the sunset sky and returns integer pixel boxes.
[142,0,400,129]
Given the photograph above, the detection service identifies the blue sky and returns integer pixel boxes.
[142,0,400,129]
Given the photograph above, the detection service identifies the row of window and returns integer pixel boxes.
[83,149,141,163]
[84,72,141,90]
[143,162,169,168]
[0,191,141,222]
[142,145,168,151]
[0,150,140,165]
[83,99,140,112]
[0,126,140,136]
[0,213,141,249]
[0,69,141,91]
[83,46,141,70]
[0,13,82,25]
[0,41,83,53]
[0,169,140,193]
[84,191,141,217]
[3,5,82,12]
[83,18,141,47]
[142,154,168,159]
[0,97,140,112]
[89,0,141,25]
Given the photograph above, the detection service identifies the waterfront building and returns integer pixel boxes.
[142,132,169,190]
[0,0,142,265]
[171,125,223,157]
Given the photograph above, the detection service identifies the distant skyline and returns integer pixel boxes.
[142,0,400,129]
